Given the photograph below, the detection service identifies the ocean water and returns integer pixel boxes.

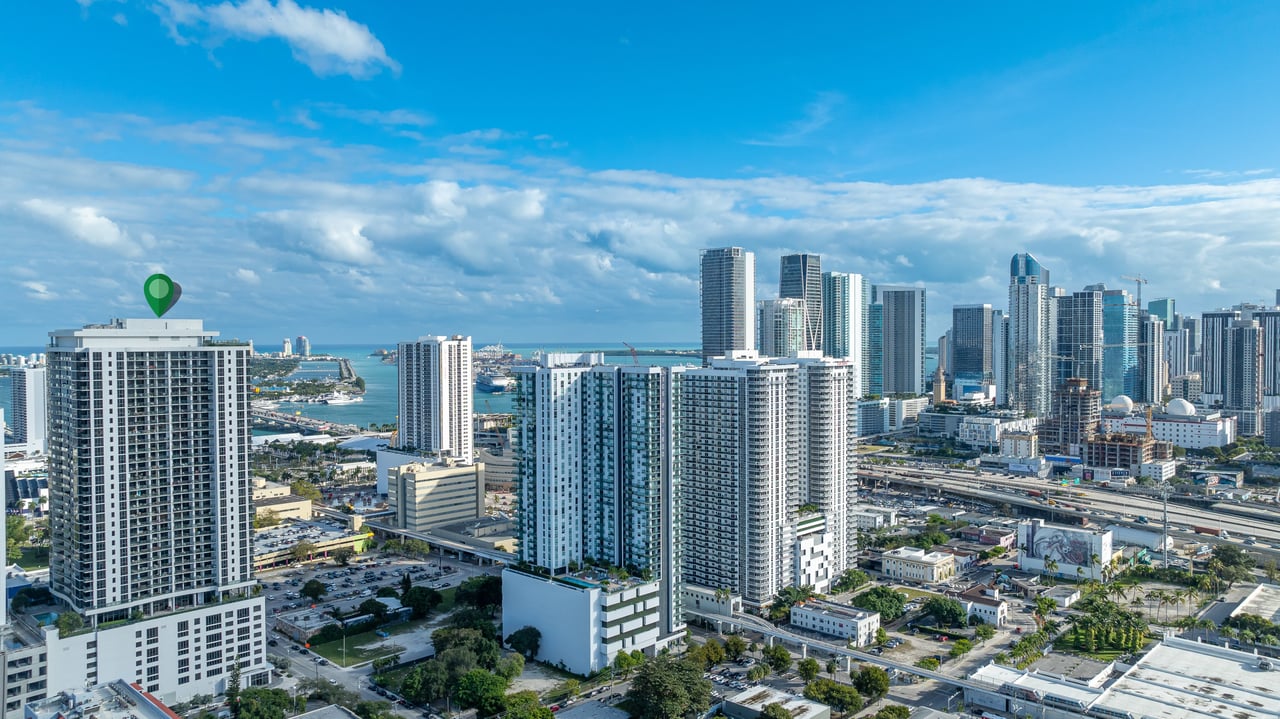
[2,342,935,432]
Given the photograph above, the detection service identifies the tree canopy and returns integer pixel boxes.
[506,626,542,658]
[803,678,862,713]
[852,665,889,699]
[922,596,967,627]
[851,587,906,622]
[456,575,503,614]
[626,655,712,719]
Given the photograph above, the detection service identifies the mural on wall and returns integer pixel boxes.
[1023,523,1093,566]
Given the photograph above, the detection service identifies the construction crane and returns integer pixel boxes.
[622,342,639,365]
[1121,275,1149,310]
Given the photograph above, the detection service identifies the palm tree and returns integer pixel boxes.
[1045,558,1059,583]
[1076,566,1085,586]
[1090,553,1101,583]
[825,659,838,679]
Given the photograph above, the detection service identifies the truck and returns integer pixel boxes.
[1193,526,1225,537]
[1027,490,1043,498]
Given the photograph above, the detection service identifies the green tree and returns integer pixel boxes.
[803,678,863,713]
[851,587,907,622]
[747,665,769,682]
[432,627,501,669]
[236,689,292,719]
[948,639,974,658]
[875,627,890,645]
[1209,544,1256,588]
[376,586,399,599]
[614,648,643,678]
[353,701,397,719]
[290,480,323,501]
[724,634,748,660]
[291,540,317,564]
[456,669,508,717]
[797,657,821,683]
[769,585,817,620]
[762,643,792,673]
[504,691,554,719]
[448,607,499,639]
[300,579,327,602]
[874,706,911,719]
[825,658,839,678]
[832,569,871,593]
[922,597,967,628]
[507,626,542,658]
[253,509,281,529]
[702,639,726,667]
[401,572,413,599]
[975,624,996,642]
[332,546,354,566]
[853,665,889,699]
[627,655,712,719]
[226,662,242,716]
[564,679,581,697]
[359,598,389,623]
[915,657,940,670]
[55,611,83,636]
[761,703,792,719]
[6,515,30,562]
[403,586,442,620]
[456,575,504,614]
[495,653,525,682]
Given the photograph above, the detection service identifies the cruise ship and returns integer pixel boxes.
[476,371,514,393]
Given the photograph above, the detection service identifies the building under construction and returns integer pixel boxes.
[1083,431,1173,472]
[1040,378,1101,456]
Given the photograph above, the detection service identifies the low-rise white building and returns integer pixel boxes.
[957,414,1039,450]
[881,546,956,583]
[724,686,830,719]
[501,568,676,676]
[789,600,880,646]
[849,506,898,530]
[952,585,1009,627]
[1139,460,1177,481]
[42,597,269,709]
[1017,519,1114,582]
[25,680,177,719]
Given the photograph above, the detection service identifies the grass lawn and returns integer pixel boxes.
[15,546,49,570]
[893,588,938,601]
[311,629,406,667]
[1050,637,1131,662]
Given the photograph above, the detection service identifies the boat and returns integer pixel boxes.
[322,392,364,405]
[476,372,514,393]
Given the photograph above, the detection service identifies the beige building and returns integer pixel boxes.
[881,546,956,583]
[252,478,313,522]
[477,448,515,492]
[388,459,485,531]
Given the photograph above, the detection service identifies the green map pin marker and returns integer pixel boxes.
[144,273,182,317]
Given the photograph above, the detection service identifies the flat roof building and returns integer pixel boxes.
[881,546,956,583]
[789,599,879,646]
[387,459,484,531]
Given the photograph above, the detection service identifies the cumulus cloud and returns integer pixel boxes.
[153,0,398,78]
[21,198,140,256]
[7,104,1280,343]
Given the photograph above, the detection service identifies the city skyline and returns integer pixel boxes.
[5,3,1280,345]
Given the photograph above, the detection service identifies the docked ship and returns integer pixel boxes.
[322,392,364,405]
[476,371,514,393]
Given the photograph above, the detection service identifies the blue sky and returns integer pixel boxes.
[3,1,1280,346]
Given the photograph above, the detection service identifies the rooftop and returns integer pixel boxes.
[1232,583,1280,625]
[253,518,362,557]
[792,599,878,622]
[725,686,828,719]
[26,681,179,719]
[1029,653,1114,685]
[295,706,362,719]
[1097,636,1276,718]
[883,546,954,564]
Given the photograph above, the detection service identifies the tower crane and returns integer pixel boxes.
[1121,275,1149,310]
[622,342,639,365]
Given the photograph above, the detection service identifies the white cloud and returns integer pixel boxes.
[21,281,56,301]
[233,267,261,284]
[744,91,845,147]
[312,103,432,128]
[21,198,140,256]
[154,0,398,78]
